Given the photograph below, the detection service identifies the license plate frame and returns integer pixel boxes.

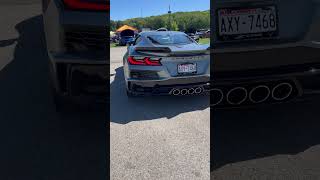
[177,63,197,74]
[217,5,279,41]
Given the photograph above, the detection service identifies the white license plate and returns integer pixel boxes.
[218,6,277,36]
[178,63,197,74]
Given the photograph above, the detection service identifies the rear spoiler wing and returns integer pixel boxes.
[135,46,211,56]
[135,47,171,53]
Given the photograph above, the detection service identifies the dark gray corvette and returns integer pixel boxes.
[123,31,210,97]
[42,0,108,109]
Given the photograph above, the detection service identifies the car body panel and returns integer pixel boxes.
[43,0,108,104]
[212,0,320,107]
[123,31,210,96]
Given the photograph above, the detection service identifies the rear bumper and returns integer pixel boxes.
[126,72,210,96]
[43,1,107,103]
[48,53,107,101]
[128,81,210,96]
[212,64,320,108]
[127,74,210,87]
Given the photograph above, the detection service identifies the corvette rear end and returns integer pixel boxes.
[42,0,108,107]
[123,31,210,96]
[212,0,320,108]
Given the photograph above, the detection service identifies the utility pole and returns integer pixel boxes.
[141,8,143,18]
[168,4,172,30]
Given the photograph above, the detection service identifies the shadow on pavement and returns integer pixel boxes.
[110,66,210,124]
[212,100,320,171]
[0,15,107,180]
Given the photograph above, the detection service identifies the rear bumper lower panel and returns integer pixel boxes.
[128,82,210,96]
[212,65,320,108]
[48,53,107,99]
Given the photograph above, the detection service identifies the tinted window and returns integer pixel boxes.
[134,36,142,45]
[147,33,194,45]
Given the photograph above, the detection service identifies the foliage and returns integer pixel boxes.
[110,10,209,33]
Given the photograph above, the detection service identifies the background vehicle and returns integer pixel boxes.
[212,0,320,108]
[123,31,210,97]
[156,27,169,31]
[119,36,134,46]
[187,33,200,42]
[42,0,108,109]
[196,29,209,38]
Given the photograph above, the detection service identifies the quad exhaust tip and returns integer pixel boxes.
[271,82,293,101]
[180,89,188,95]
[170,82,294,105]
[226,87,248,105]
[211,88,224,106]
[195,87,203,94]
[170,87,204,96]
[171,89,181,96]
[211,82,294,106]
[249,85,270,104]
[188,88,195,95]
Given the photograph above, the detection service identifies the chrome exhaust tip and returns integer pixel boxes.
[180,89,188,95]
[226,87,247,105]
[249,85,270,103]
[211,88,224,106]
[171,88,181,96]
[188,88,195,95]
[271,82,293,101]
[195,87,203,94]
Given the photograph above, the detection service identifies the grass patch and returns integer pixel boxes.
[110,43,118,48]
[198,38,210,45]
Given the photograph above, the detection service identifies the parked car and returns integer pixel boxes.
[110,35,119,43]
[212,0,320,108]
[196,29,209,38]
[119,36,135,46]
[187,33,200,42]
[42,0,108,110]
[123,31,210,97]
[156,28,168,31]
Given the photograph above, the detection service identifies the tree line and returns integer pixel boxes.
[110,10,209,33]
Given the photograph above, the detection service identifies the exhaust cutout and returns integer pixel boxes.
[188,88,195,95]
[195,87,203,94]
[211,88,224,106]
[171,89,181,96]
[249,85,270,103]
[226,87,247,105]
[271,83,293,101]
[181,89,188,95]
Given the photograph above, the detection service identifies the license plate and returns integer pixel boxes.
[218,6,278,40]
[178,63,197,74]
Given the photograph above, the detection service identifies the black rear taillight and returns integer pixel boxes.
[63,0,109,11]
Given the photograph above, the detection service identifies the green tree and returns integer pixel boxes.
[110,10,209,32]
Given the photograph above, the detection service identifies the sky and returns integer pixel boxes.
[110,0,210,21]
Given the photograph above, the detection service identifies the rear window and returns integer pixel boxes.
[147,33,194,45]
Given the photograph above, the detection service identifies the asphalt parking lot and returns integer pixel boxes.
[110,47,210,180]
[0,2,106,179]
[212,100,320,180]
[3,1,320,180]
